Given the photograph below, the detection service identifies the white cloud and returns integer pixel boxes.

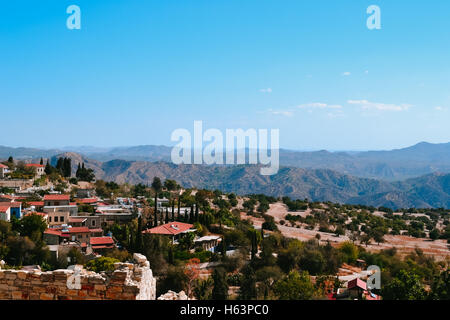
[435,106,447,111]
[267,109,293,117]
[347,100,411,111]
[342,72,351,76]
[298,103,343,109]
[364,70,369,74]
[259,88,272,93]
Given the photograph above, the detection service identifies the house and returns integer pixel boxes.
[46,211,70,226]
[76,188,95,199]
[8,201,22,219]
[142,222,195,244]
[25,164,45,177]
[43,194,78,216]
[43,194,70,206]
[194,235,222,252]
[43,226,93,245]
[27,201,44,211]
[0,164,9,179]
[0,205,11,222]
[90,236,116,254]
[346,277,381,300]
[347,278,367,299]
[69,215,100,229]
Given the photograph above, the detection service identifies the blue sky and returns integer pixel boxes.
[1,0,449,151]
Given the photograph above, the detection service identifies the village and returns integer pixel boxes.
[0,157,448,300]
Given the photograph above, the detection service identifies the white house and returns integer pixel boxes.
[0,205,11,222]
[0,164,9,179]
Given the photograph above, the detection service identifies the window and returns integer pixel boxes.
[54,216,58,222]
[49,217,52,222]
[60,216,64,222]
[92,220,96,227]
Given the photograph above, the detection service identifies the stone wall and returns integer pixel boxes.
[0,253,156,300]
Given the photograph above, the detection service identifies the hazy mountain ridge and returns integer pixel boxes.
[50,152,449,209]
[3,141,448,181]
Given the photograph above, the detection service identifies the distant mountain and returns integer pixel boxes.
[52,152,448,209]
[2,141,450,182]
[280,142,450,180]
[0,146,61,160]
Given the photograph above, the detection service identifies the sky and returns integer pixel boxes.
[1,0,449,151]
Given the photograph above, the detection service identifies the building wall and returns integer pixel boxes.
[46,211,70,226]
[0,253,156,300]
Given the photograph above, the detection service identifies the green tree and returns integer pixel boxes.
[239,265,257,299]
[382,270,427,300]
[273,270,316,300]
[152,177,163,227]
[212,267,229,300]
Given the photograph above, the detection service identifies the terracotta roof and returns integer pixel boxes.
[348,278,367,290]
[65,227,90,234]
[27,201,44,206]
[44,194,70,201]
[44,229,62,236]
[142,222,194,236]
[25,164,45,168]
[25,212,48,218]
[78,198,99,204]
[0,195,13,199]
[9,202,22,208]
[68,217,87,223]
[89,228,104,233]
[0,206,10,213]
[0,164,8,169]
[90,236,114,246]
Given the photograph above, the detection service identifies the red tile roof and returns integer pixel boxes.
[25,164,45,168]
[44,194,70,201]
[0,206,10,213]
[25,212,48,218]
[27,201,44,206]
[89,228,104,233]
[348,278,367,291]
[44,229,62,236]
[90,236,114,246]
[142,222,194,235]
[78,198,99,204]
[68,217,87,223]
[9,202,22,208]
[0,164,8,169]
[65,227,90,234]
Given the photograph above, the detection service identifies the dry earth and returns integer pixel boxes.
[241,202,450,261]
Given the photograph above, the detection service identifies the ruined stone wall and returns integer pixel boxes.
[0,253,156,300]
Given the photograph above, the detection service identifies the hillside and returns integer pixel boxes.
[2,141,449,181]
[55,153,449,209]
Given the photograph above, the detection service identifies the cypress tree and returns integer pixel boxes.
[177,197,181,221]
[195,203,199,222]
[189,205,194,223]
[171,199,175,222]
[165,207,169,224]
[212,268,228,300]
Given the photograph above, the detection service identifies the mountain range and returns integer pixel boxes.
[1,142,450,209]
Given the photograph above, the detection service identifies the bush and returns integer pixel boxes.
[85,257,120,273]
